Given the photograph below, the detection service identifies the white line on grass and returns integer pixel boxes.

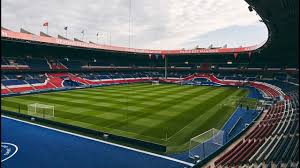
[165,89,242,141]
[1,115,194,167]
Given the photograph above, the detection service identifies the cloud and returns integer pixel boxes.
[1,0,267,49]
[183,22,268,48]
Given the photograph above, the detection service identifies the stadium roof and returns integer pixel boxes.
[246,0,299,64]
[0,28,263,55]
[1,0,298,65]
[40,31,52,38]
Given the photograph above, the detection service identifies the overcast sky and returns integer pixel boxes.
[2,0,268,50]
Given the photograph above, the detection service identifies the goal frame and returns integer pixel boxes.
[151,80,160,85]
[188,128,224,160]
[28,103,55,118]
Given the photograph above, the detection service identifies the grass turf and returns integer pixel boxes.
[1,83,250,153]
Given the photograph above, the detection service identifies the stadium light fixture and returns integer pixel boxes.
[248,6,253,12]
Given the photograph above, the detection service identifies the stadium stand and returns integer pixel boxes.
[26,58,50,71]
[1,57,298,168]
[213,86,299,167]
[1,0,299,165]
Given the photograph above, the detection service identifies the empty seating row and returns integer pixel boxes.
[1,72,159,94]
[214,82,298,167]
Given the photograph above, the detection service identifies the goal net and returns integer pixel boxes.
[152,80,160,85]
[189,128,224,161]
[28,103,55,118]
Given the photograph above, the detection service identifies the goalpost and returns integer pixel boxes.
[152,80,160,85]
[28,103,55,119]
[188,128,224,161]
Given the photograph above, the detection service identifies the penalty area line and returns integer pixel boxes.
[1,115,194,167]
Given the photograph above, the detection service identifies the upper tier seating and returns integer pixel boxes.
[26,58,50,71]
[1,57,31,70]
[1,58,9,65]
[59,59,82,70]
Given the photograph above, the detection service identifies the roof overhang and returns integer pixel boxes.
[1,29,262,55]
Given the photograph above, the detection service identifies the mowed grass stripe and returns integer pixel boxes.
[167,89,247,152]
[95,83,166,91]
[1,85,209,128]
[1,99,129,128]
[2,93,203,134]
[1,85,217,133]
[46,85,210,125]
[38,85,205,110]
[70,83,178,94]
[140,87,240,140]
[37,84,179,104]
[118,87,232,139]
[96,86,216,128]
[1,84,249,153]
[84,86,221,140]
[10,84,199,116]
[45,84,184,101]
[106,86,219,130]
[65,84,182,98]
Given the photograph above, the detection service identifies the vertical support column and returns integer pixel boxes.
[164,55,167,79]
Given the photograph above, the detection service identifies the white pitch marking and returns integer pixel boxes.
[1,115,194,167]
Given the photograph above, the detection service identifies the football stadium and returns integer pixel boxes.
[1,0,299,168]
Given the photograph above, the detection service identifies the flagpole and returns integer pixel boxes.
[109,32,111,46]
[82,31,84,41]
[128,0,131,48]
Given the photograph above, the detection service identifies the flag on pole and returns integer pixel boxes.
[64,26,68,38]
[234,53,238,59]
[43,22,48,27]
[248,52,252,59]
[81,30,85,41]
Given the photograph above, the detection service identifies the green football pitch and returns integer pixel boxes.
[1,83,252,153]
